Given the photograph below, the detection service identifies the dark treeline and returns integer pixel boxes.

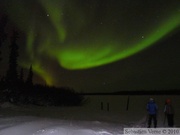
[0,82,84,106]
[81,89,180,96]
[113,90,180,95]
[0,15,84,106]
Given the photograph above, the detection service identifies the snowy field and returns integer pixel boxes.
[0,103,126,135]
[0,95,179,135]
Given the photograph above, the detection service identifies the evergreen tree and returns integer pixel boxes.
[6,30,19,85]
[19,68,24,83]
[26,65,33,86]
[0,15,7,61]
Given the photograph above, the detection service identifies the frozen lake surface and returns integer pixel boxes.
[0,102,126,135]
[0,95,179,135]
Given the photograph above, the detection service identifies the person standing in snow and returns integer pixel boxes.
[164,99,174,127]
[146,98,158,128]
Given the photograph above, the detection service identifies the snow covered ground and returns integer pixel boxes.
[0,95,179,135]
[0,115,122,135]
[0,103,126,135]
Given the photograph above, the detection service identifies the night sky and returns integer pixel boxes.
[0,0,180,93]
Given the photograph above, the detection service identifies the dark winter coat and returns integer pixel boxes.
[146,101,158,115]
[164,104,174,114]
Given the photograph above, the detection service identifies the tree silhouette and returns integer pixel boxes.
[0,15,7,61]
[26,64,33,86]
[19,68,24,83]
[6,30,19,86]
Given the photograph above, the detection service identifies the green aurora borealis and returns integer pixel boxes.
[1,0,180,90]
